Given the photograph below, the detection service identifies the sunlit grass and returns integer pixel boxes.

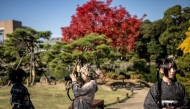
[0,82,131,109]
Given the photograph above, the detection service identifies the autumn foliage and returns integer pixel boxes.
[61,0,146,54]
[178,21,190,54]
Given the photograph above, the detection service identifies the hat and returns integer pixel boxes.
[80,64,93,76]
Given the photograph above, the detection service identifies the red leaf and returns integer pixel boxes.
[61,0,146,55]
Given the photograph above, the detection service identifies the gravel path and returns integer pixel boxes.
[105,87,150,109]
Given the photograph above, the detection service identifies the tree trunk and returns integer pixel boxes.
[96,62,100,70]
[29,52,32,84]
[77,58,82,77]
[31,46,35,86]
[0,78,4,86]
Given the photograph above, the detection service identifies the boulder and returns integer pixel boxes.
[40,76,56,83]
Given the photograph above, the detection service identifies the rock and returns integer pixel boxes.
[40,76,56,83]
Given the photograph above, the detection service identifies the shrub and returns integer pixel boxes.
[176,73,190,97]
[130,74,141,79]
[0,80,3,86]
[117,75,125,80]
[106,72,118,79]
[110,73,118,79]
[142,65,157,83]
[118,71,130,79]
[150,55,157,61]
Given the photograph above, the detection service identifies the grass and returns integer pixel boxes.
[0,81,131,109]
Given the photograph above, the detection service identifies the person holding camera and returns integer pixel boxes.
[144,58,190,109]
[70,64,98,109]
[9,69,34,109]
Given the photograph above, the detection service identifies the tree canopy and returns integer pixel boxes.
[159,5,190,55]
[178,21,190,54]
[3,27,51,85]
[61,0,146,56]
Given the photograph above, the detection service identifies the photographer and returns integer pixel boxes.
[144,58,190,109]
[9,69,34,109]
[69,64,98,109]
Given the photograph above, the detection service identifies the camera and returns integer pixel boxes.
[64,76,72,81]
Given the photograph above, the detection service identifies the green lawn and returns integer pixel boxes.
[0,82,131,109]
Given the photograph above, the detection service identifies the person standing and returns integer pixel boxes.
[70,64,98,109]
[144,58,190,109]
[9,69,34,109]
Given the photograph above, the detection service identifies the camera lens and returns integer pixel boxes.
[64,76,71,81]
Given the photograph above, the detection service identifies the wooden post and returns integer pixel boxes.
[126,93,129,98]
[131,89,133,94]
[131,87,134,95]
[116,97,119,103]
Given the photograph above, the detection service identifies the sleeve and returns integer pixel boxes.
[10,84,29,103]
[29,98,35,109]
[178,84,190,109]
[11,85,22,103]
[72,82,92,97]
[144,84,160,109]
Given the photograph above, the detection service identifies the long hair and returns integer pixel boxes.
[9,69,26,84]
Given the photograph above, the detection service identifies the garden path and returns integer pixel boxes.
[105,87,149,109]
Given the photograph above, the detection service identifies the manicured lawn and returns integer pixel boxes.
[0,81,131,109]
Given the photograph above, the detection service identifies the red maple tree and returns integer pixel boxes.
[61,0,146,55]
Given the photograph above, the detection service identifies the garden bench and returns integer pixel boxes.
[92,99,104,109]
[68,99,104,109]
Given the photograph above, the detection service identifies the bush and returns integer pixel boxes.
[118,71,130,79]
[133,59,147,73]
[176,73,190,97]
[185,85,190,97]
[106,72,118,79]
[110,73,118,79]
[130,74,141,79]
[150,55,157,61]
[106,72,113,78]
[0,80,3,86]
[117,75,125,80]
[0,76,8,86]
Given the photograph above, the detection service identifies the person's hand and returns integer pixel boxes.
[162,106,176,109]
[70,74,77,81]
[167,106,175,109]
[168,106,177,109]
